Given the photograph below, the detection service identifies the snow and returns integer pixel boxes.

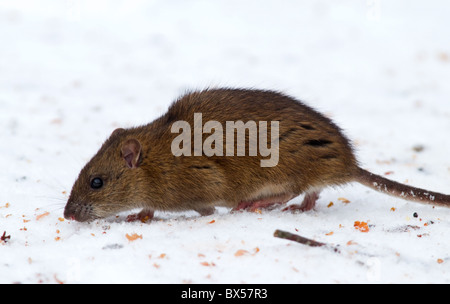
[1,0,450,284]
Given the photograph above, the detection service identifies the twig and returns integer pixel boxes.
[1,231,11,243]
[274,229,340,253]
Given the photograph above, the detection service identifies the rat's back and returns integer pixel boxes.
[147,88,359,205]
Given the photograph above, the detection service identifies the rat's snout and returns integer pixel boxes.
[64,200,96,222]
[63,203,76,221]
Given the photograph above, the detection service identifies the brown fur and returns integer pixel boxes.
[64,88,450,222]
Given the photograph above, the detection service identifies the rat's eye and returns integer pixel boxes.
[90,177,103,189]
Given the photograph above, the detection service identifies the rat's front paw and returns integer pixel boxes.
[126,209,154,223]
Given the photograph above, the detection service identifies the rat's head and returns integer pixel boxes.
[64,128,146,222]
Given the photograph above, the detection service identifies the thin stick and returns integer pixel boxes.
[1,231,11,243]
[273,229,340,253]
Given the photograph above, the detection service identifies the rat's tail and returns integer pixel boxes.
[355,167,450,208]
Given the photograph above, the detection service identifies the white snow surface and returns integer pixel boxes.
[1,0,450,284]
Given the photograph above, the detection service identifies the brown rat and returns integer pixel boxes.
[64,88,450,222]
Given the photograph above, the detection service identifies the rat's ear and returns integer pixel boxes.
[121,139,141,169]
[111,128,125,137]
